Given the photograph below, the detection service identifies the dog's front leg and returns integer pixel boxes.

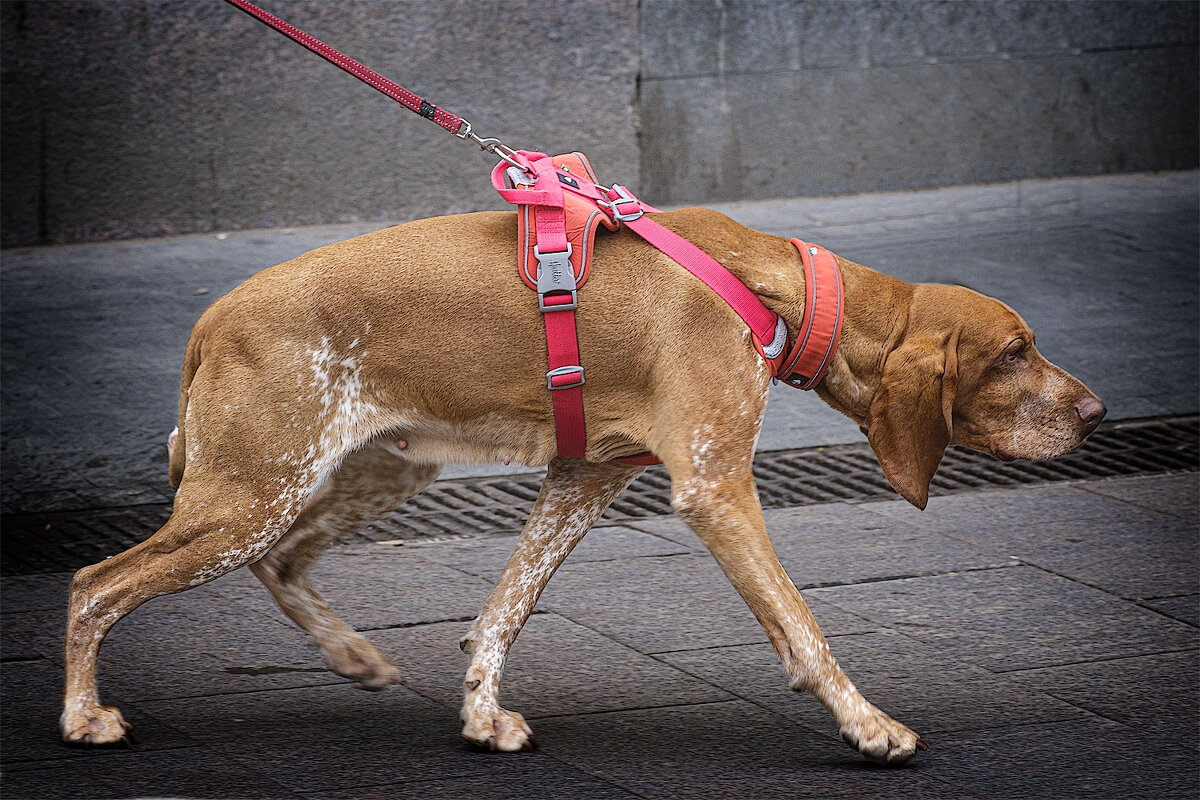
[459,458,643,751]
[667,454,926,765]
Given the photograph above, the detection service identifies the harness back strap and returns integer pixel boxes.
[621,214,787,360]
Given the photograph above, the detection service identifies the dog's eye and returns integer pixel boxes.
[1002,341,1026,365]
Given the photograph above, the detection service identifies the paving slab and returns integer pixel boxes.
[659,633,1090,740]
[1082,472,1200,524]
[929,717,1197,800]
[1007,650,1200,752]
[809,566,1198,673]
[2,595,343,703]
[536,553,876,655]
[1142,594,1200,627]
[867,480,1199,600]
[867,481,1161,531]
[374,613,731,719]
[0,747,298,800]
[632,502,1021,593]
[406,523,694,581]
[764,503,1015,588]
[532,700,977,800]
[302,762,642,800]
[301,548,497,632]
[1,659,197,768]
[0,572,72,614]
[138,683,501,793]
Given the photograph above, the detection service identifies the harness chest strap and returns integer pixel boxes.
[495,152,844,461]
[493,152,610,459]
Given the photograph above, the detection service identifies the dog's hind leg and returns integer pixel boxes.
[250,441,440,689]
[62,468,317,747]
[458,458,643,751]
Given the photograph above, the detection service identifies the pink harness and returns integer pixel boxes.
[493,151,844,463]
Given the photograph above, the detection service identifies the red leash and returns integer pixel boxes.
[223,0,528,170]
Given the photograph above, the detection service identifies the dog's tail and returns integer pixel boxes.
[168,325,205,490]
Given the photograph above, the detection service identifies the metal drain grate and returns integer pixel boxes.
[2,415,1195,575]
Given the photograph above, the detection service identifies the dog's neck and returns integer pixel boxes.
[648,212,911,425]
[811,260,912,425]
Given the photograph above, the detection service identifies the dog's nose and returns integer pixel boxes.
[1075,396,1106,433]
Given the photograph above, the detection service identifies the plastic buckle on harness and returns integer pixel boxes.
[535,243,577,312]
[546,365,585,390]
[605,185,644,222]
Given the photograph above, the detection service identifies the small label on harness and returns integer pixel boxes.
[557,173,580,189]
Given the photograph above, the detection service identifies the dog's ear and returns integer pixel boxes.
[864,333,958,509]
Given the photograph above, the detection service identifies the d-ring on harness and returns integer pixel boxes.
[223,0,845,464]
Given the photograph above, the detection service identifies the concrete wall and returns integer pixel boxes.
[640,0,1199,203]
[1,0,641,246]
[2,0,1196,246]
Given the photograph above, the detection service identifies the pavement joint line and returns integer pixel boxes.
[0,655,45,664]
[352,608,549,633]
[1077,483,1200,522]
[1137,592,1200,602]
[5,743,211,770]
[1131,600,1198,627]
[1001,647,1200,675]
[511,752,656,800]
[522,696,741,723]
[795,561,1022,592]
[1013,558,1182,608]
[121,678,364,705]
[978,648,1200,675]
[641,641,777,657]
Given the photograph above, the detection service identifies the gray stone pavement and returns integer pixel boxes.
[1,171,1198,798]
[1,474,1196,799]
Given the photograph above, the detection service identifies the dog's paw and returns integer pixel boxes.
[840,707,926,766]
[325,636,402,690]
[324,633,403,690]
[462,708,537,753]
[61,705,137,748]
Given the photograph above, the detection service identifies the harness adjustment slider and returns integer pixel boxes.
[605,185,645,222]
[546,365,585,390]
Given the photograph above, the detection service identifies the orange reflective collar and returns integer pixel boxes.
[770,240,845,390]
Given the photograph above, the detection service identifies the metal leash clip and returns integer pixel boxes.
[456,120,532,174]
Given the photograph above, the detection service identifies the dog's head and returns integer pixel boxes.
[863,284,1105,509]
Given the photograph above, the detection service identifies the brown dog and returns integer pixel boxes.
[61,208,1105,764]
